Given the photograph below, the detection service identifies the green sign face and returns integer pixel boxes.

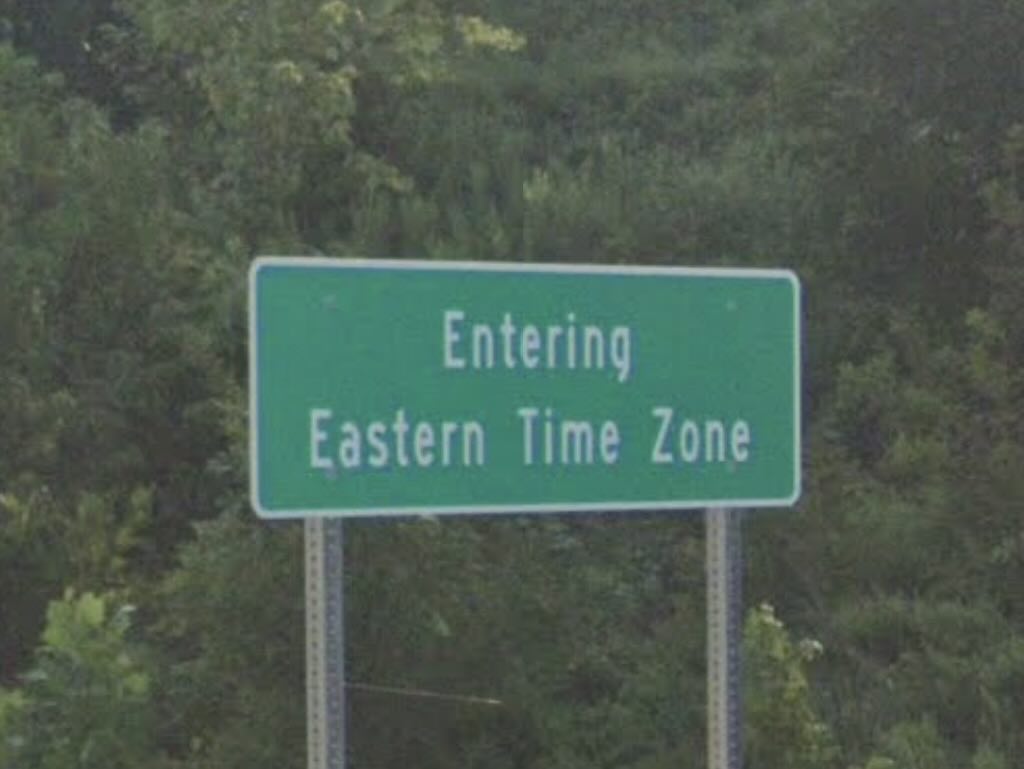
[249,258,801,518]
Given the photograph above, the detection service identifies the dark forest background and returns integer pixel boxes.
[2,1,1024,767]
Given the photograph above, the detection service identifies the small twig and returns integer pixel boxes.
[345,681,503,707]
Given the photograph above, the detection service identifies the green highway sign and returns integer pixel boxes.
[249,258,801,518]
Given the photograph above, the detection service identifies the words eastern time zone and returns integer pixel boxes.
[307,308,754,474]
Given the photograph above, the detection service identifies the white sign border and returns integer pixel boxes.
[249,256,802,518]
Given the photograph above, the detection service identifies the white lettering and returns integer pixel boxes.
[651,407,674,464]
[339,422,361,468]
[414,422,435,466]
[443,310,633,383]
[472,322,494,368]
[704,420,726,462]
[520,406,620,466]
[600,421,620,464]
[731,421,751,462]
[679,420,700,463]
[566,313,577,369]
[318,410,485,471]
[543,407,555,464]
[518,407,538,465]
[441,421,459,466]
[311,408,333,469]
[521,325,541,368]
[393,409,410,466]
[583,326,604,369]
[463,421,486,466]
[443,310,466,369]
[650,407,754,466]
[500,314,516,369]
[546,326,562,368]
[561,418,594,464]
[610,326,631,382]
[367,422,388,467]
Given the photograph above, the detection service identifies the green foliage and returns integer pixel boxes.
[153,512,305,769]
[972,745,1009,769]
[744,603,837,769]
[115,0,527,250]
[344,514,708,769]
[865,718,950,769]
[0,591,163,768]
[4,0,1024,767]
[0,0,124,110]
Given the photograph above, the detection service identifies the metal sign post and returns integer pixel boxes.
[247,258,799,769]
[306,517,346,769]
[706,507,742,769]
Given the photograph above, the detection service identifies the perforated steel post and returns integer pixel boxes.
[706,507,742,769]
[306,517,346,769]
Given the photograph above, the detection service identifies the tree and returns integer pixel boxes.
[0,591,164,768]
[744,603,838,769]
